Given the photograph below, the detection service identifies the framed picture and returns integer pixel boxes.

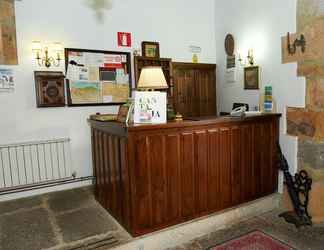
[34,71,65,107]
[244,66,259,90]
[142,41,160,58]
[117,104,130,123]
[65,48,132,107]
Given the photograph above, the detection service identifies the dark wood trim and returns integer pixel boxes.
[172,62,216,70]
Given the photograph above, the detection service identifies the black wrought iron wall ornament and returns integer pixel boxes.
[277,144,312,228]
[287,32,306,55]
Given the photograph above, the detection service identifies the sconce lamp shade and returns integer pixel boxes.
[32,41,42,52]
[52,42,63,53]
[137,66,168,90]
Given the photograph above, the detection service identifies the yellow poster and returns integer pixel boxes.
[102,82,129,103]
[0,0,18,65]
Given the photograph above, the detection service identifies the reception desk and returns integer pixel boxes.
[88,114,281,236]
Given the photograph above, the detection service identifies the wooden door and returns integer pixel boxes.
[173,67,196,117]
[196,69,217,116]
[173,62,217,117]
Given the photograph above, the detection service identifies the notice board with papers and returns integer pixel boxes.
[65,48,132,106]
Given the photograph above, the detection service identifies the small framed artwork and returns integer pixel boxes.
[244,66,259,90]
[34,71,65,107]
[142,41,160,58]
[117,104,130,123]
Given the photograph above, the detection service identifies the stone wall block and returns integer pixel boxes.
[306,77,324,110]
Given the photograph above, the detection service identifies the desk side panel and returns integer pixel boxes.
[91,127,131,232]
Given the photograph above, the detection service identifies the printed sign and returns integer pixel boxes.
[117,32,132,47]
[134,91,167,124]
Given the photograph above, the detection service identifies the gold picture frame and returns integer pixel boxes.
[244,66,259,90]
[142,41,160,58]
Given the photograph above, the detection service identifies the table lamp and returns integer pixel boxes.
[137,66,168,90]
[134,66,169,124]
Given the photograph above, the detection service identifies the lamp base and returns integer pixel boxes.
[174,112,183,122]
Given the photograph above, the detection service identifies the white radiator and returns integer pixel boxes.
[0,138,75,193]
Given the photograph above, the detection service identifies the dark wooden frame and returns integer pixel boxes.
[244,66,259,90]
[34,71,65,108]
[141,41,160,58]
[65,48,132,107]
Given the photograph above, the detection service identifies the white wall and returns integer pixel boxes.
[215,0,305,177]
[0,0,216,200]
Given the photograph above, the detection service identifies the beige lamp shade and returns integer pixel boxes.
[32,41,42,52]
[137,66,168,90]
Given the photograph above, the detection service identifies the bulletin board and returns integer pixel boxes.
[65,48,132,106]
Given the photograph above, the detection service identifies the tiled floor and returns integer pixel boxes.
[0,187,130,250]
[0,187,323,250]
[167,210,324,250]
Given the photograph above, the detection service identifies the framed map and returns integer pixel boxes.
[65,48,132,106]
[0,0,18,65]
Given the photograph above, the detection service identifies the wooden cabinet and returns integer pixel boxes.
[172,62,217,117]
[89,114,280,236]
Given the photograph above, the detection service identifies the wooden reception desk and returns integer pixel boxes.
[88,114,281,236]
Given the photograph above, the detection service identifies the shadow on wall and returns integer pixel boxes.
[83,0,113,23]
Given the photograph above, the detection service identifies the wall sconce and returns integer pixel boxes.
[238,49,254,67]
[32,41,63,68]
[287,32,306,55]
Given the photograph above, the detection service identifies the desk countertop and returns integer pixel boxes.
[88,113,281,134]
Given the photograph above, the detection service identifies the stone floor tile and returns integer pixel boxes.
[56,206,117,243]
[47,187,94,213]
[183,241,203,250]
[0,195,42,215]
[0,208,57,250]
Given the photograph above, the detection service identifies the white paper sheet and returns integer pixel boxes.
[84,53,104,67]
[0,68,14,92]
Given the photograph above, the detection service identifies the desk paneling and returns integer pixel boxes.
[90,115,280,236]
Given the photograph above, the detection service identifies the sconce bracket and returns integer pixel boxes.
[287,32,306,55]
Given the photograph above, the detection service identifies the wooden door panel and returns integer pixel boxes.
[207,129,220,211]
[194,131,208,214]
[253,124,264,199]
[148,135,168,226]
[165,134,181,223]
[173,69,195,117]
[208,70,217,115]
[133,136,152,230]
[241,126,254,202]
[271,120,279,193]
[231,127,243,206]
[102,133,111,212]
[196,70,208,116]
[184,70,196,117]
[173,69,185,116]
[218,128,232,209]
[261,123,274,196]
[108,135,118,219]
[113,136,123,221]
[119,137,131,230]
[180,132,196,219]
